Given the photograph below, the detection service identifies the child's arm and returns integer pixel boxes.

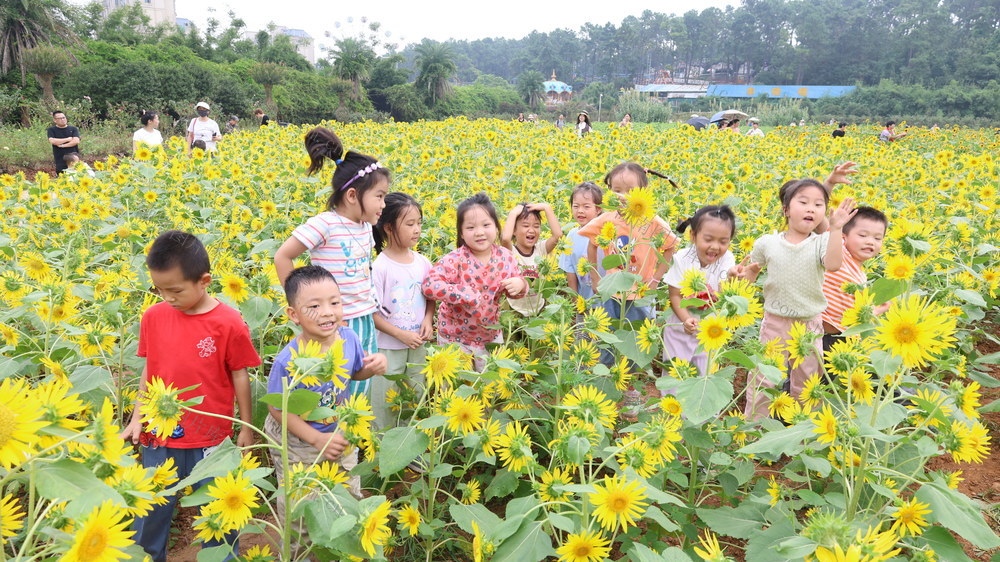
[353,352,388,380]
[500,205,524,251]
[120,364,148,444]
[566,272,579,293]
[419,300,436,342]
[274,236,309,286]
[423,255,481,306]
[534,203,564,254]
[648,243,678,291]
[267,406,348,461]
[729,255,763,282]
[373,313,424,349]
[816,162,859,233]
[231,368,254,448]
[823,197,858,272]
[668,286,699,335]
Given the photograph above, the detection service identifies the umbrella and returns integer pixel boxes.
[685,116,710,130]
[710,109,749,123]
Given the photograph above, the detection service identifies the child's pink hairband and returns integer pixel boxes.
[340,162,382,190]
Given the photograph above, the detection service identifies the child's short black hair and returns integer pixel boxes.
[192,140,207,150]
[843,206,888,234]
[284,265,337,307]
[569,181,603,207]
[677,205,737,238]
[62,153,80,165]
[146,230,210,281]
[456,192,500,248]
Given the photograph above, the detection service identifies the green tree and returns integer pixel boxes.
[330,38,376,100]
[0,0,78,84]
[414,40,457,106]
[516,70,545,108]
[23,44,71,106]
[250,62,287,111]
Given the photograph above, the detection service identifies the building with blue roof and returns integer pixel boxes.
[544,71,573,104]
[706,85,856,99]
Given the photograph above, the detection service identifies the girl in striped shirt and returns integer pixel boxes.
[275,127,389,397]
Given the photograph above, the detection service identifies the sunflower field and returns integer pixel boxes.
[1,119,999,561]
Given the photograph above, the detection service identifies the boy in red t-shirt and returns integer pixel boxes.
[121,230,261,562]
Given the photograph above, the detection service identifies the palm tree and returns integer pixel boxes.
[249,62,287,113]
[331,38,376,100]
[517,70,546,109]
[414,41,457,106]
[0,0,78,85]
[23,44,72,107]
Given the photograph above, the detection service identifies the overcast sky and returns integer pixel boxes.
[73,0,737,53]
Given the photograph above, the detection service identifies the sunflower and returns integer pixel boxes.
[0,378,46,468]
[556,530,611,562]
[204,473,259,529]
[583,306,613,333]
[61,500,135,562]
[312,461,351,491]
[799,373,823,410]
[693,530,727,561]
[890,498,931,537]
[104,464,158,516]
[840,287,876,328]
[422,345,466,388]
[812,404,838,445]
[219,274,249,303]
[782,322,819,369]
[946,421,991,463]
[588,474,648,532]
[336,393,376,440]
[193,510,228,542]
[659,395,683,417]
[615,437,660,478]
[622,186,656,226]
[571,339,601,367]
[562,385,617,429]
[139,376,187,439]
[610,356,632,391]
[34,378,86,445]
[496,420,534,472]
[0,323,18,347]
[596,220,617,247]
[768,392,797,422]
[841,369,876,406]
[1,494,25,545]
[445,394,486,435]
[696,314,731,351]
[358,500,393,557]
[459,479,481,505]
[398,504,421,536]
[679,268,709,297]
[538,467,573,502]
[875,294,957,368]
[18,251,52,282]
[952,380,981,419]
[635,318,660,354]
[883,254,916,280]
[242,544,277,561]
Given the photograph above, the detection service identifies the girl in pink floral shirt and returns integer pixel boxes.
[423,193,528,369]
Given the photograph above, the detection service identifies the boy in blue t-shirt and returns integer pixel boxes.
[264,266,386,515]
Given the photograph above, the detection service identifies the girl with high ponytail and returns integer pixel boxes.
[275,126,391,398]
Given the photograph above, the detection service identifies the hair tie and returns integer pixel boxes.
[340,161,382,191]
[335,158,344,165]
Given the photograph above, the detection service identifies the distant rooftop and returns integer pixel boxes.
[706,84,857,99]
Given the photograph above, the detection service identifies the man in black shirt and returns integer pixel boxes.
[47,111,81,173]
[831,122,847,138]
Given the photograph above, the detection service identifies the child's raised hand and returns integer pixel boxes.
[682,317,699,335]
[507,204,526,218]
[501,277,528,297]
[729,256,761,281]
[825,161,858,189]
[828,197,858,230]
[526,202,551,213]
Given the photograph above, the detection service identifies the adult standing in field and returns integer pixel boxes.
[619,113,632,128]
[186,101,221,154]
[555,114,565,130]
[746,118,764,137]
[576,111,592,137]
[254,108,270,126]
[47,110,80,174]
[223,115,239,135]
[133,111,163,152]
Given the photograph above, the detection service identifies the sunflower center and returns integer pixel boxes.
[893,323,917,343]
[610,494,628,512]
[78,526,109,558]
[0,404,16,445]
[707,325,723,338]
[575,544,593,556]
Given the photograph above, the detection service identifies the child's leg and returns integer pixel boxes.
[661,322,707,396]
[345,314,378,396]
[744,313,790,421]
[135,446,238,562]
[371,348,406,431]
[339,448,363,499]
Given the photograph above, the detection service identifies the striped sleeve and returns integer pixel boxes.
[821,255,866,330]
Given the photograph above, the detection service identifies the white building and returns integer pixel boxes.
[275,27,315,65]
[102,0,177,27]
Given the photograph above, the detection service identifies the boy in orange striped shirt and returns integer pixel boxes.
[821,207,890,351]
